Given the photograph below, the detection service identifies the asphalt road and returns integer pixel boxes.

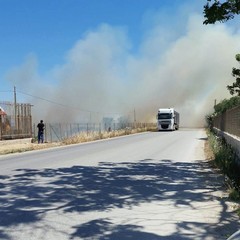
[0,129,239,240]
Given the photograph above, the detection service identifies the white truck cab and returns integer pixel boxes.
[157,108,179,131]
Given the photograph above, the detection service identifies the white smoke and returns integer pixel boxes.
[5,13,240,127]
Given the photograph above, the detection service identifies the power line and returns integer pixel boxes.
[0,90,13,93]
[17,90,125,116]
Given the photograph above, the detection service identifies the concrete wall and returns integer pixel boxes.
[213,106,240,138]
[214,127,240,158]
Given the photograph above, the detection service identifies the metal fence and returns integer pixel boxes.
[33,122,156,143]
[213,105,240,138]
[0,101,32,140]
[0,100,156,142]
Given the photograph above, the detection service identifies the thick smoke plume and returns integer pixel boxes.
[6,14,240,127]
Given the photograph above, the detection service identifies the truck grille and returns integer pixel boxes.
[160,121,170,124]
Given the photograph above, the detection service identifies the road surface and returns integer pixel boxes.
[0,128,239,240]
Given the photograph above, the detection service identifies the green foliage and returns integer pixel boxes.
[203,0,240,24]
[227,54,240,96]
[236,53,240,62]
[203,2,240,97]
[214,96,240,115]
[208,131,240,193]
[229,188,240,201]
[205,95,240,131]
[204,96,240,128]
[208,133,235,174]
[205,114,213,130]
[203,1,240,96]
[236,207,240,216]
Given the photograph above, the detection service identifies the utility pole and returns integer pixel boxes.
[14,86,17,129]
[133,108,136,129]
[134,108,136,123]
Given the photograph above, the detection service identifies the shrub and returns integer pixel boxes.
[229,189,240,201]
[207,131,240,195]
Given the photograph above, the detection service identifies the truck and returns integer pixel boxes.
[157,108,179,131]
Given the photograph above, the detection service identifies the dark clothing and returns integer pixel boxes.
[37,122,44,132]
[38,131,44,143]
[37,122,44,143]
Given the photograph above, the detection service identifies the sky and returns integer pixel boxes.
[1,0,240,126]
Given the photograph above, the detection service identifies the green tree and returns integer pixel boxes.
[227,54,240,96]
[203,1,240,95]
[214,96,240,114]
[203,0,240,24]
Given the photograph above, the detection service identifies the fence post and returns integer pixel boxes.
[99,123,101,138]
[70,123,72,137]
[44,124,47,143]
[59,123,62,140]
[33,123,35,140]
[30,115,33,138]
[50,124,52,142]
[0,115,2,140]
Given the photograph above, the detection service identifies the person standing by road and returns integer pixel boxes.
[37,120,45,143]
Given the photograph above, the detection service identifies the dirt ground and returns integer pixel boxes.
[204,139,215,161]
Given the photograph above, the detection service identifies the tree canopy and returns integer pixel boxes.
[227,54,240,96]
[203,1,240,95]
[214,96,240,114]
[205,96,240,128]
[203,0,240,24]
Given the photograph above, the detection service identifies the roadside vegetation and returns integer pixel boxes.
[203,1,240,216]
[0,125,156,155]
[203,1,240,211]
[62,126,156,145]
[206,97,240,216]
[207,129,240,215]
[207,130,240,190]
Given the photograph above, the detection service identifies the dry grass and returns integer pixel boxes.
[204,137,215,162]
[0,127,156,155]
[62,127,155,145]
[0,142,62,155]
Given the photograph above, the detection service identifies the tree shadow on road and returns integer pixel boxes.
[0,159,238,239]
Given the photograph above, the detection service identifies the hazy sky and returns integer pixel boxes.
[1,0,240,126]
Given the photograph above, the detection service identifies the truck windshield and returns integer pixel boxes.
[158,113,172,119]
